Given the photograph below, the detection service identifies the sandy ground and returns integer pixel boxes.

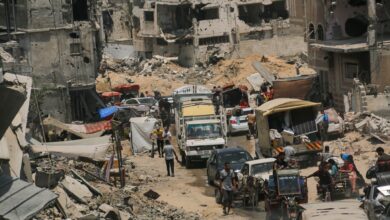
[128,135,265,220]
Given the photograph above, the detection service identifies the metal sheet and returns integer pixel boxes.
[0,175,57,220]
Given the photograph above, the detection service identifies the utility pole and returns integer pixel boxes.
[4,0,12,40]
[367,0,378,85]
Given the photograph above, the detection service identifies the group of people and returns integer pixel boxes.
[150,123,179,177]
[306,146,366,201]
[256,82,274,106]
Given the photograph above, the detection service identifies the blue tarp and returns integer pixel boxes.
[99,106,118,119]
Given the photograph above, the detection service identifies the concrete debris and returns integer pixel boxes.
[61,175,93,204]
[97,54,316,96]
[346,112,390,142]
[35,169,65,188]
[71,169,102,196]
[144,189,160,200]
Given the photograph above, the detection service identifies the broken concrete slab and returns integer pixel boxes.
[60,175,93,204]
[71,169,102,196]
[246,72,265,91]
[252,61,275,85]
[53,186,82,218]
[355,117,369,130]
[99,203,120,220]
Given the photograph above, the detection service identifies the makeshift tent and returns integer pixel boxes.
[256,98,321,116]
[30,136,111,161]
[129,117,158,154]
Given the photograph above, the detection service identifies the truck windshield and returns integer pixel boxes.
[251,163,273,175]
[187,123,221,139]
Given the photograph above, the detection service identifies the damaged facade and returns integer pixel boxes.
[0,0,133,123]
[131,0,290,67]
[304,0,390,113]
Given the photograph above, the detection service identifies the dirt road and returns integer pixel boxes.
[129,133,370,219]
[130,135,265,219]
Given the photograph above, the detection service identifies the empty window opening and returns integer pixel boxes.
[175,38,193,45]
[102,10,114,35]
[263,1,289,22]
[157,4,193,34]
[69,31,80,39]
[344,62,359,79]
[345,15,368,37]
[156,38,168,45]
[238,4,262,26]
[199,35,229,46]
[70,43,82,55]
[348,0,367,7]
[72,0,88,21]
[343,52,370,83]
[144,11,154,22]
[317,24,324,40]
[196,7,219,20]
[309,23,315,39]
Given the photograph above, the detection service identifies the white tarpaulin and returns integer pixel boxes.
[130,117,158,154]
[31,136,111,161]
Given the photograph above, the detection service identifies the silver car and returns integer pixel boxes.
[227,108,253,135]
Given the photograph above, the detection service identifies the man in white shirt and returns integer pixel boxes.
[163,140,179,177]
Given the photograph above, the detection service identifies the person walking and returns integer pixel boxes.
[246,112,256,139]
[150,123,164,158]
[219,162,237,215]
[163,140,179,177]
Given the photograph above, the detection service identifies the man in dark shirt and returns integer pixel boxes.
[376,147,390,172]
[307,162,333,201]
[273,152,288,171]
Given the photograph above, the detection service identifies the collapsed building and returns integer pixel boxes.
[0,0,103,123]
[0,0,133,124]
[304,0,390,114]
[130,0,290,66]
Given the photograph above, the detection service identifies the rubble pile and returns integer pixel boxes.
[31,155,201,220]
[345,112,390,142]
[97,54,315,95]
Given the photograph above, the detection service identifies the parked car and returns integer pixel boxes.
[122,97,157,107]
[206,147,253,185]
[363,184,385,220]
[227,108,254,135]
[238,158,276,182]
[379,203,390,220]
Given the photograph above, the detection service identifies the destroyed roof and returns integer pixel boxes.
[256,98,321,116]
[309,37,369,53]
[0,175,57,220]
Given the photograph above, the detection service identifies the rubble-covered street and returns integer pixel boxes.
[3,0,390,220]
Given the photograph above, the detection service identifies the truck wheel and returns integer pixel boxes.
[207,170,213,185]
[180,151,186,166]
[185,157,191,169]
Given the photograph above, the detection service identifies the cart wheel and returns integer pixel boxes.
[345,187,352,198]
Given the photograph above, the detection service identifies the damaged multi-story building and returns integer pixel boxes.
[304,0,390,116]
[0,0,133,123]
[130,0,291,67]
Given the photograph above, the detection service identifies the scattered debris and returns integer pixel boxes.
[61,175,93,204]
[143,189,160,200]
